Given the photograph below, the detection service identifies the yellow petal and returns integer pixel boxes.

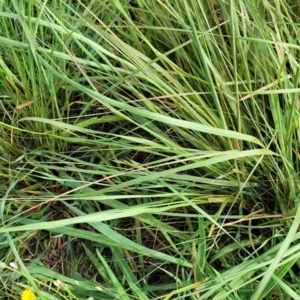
[20,289,35,300]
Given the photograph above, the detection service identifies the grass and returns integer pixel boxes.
[0,0,300,299]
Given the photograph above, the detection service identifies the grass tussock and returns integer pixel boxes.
[0,0,300,299]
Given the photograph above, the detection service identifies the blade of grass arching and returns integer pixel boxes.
[31,53,263,146]
[251,202,300,300]
[62,202,191,268]
[51,149,272,212]
[18,117,107,135]
[20,92,262,149]
[55,149,260,185]
[0,205,186,234]
[4,204,193,267]
[81,149,274,196]
[18,214,190,270]
[18,219,121,248]
[29,148,270,193]
[20,219,148,253]
[28,169,192,241]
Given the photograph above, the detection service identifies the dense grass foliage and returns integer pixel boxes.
[0,0,300,299]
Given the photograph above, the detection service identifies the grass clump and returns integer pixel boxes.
[0,0,300,299]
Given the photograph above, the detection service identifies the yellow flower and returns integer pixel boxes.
[20,289,35,300]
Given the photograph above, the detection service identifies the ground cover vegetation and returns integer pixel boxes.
[0,0,300,299]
